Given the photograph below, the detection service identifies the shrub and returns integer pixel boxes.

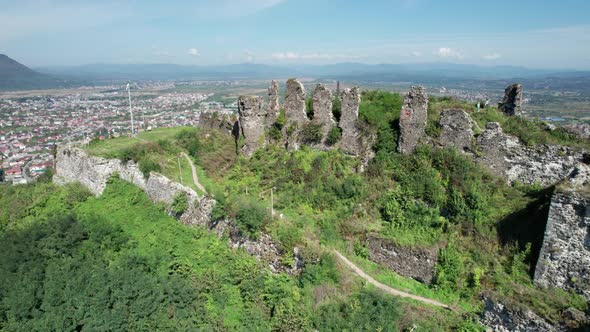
[434,245,463,291]
[325,126,342,146]
[175,128,201,159]
[139,158,161,178]
[232,197,269,239]
[301,123,324,144]
[305,97,314,119]
[332,96,341,122]
[171,192,189,216]
[268,124,283,141]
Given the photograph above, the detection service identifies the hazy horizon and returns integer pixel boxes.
[1,0,590,69]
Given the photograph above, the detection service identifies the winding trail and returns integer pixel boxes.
[333,250,452,310]
[181,152,207,195]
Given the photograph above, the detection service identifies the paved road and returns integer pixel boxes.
[181,152,207,194]
[333,249,452,310]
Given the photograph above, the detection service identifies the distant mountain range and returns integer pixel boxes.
[37,62,590,82]
[0,54,71,91]
[2,53,590,91]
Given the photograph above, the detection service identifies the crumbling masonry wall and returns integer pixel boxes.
[238,78,368,158]
[397,86,428,154]
[534,165,590,301]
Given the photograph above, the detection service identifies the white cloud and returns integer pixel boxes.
[244,50,254,62]
[482,53,501,60]
[188,48,200,56]
[270,51,360,61]
[411,51,422,57]
[271,52,299,60]
[436,47,462,59]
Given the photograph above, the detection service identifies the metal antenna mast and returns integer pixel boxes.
[127,83,135,136]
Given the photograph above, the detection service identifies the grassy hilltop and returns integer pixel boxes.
[1,91,588,331]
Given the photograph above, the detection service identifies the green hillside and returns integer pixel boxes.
[1,91,588,331]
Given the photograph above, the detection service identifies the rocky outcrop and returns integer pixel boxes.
[498,83,523,116]
[340,87,364,156]
[266,80,280,128]
[238,95,265,157]
[475,122,584,186]
[398,86,428,154]
[439,109,474,151]
[534,164,590,301]
[367,236,437,284]
[312,84,335,141]
[480,297,563,332]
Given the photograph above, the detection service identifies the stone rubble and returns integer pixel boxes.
[480,297,564,332]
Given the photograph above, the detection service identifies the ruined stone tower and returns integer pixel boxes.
[498,83,523,116]
[397,86,428,154]
[237,95,265,157]
[312,84,335,142]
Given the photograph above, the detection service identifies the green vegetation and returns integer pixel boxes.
[3,90,588,330]
[300,122,324,144]
[325,126,342,146]
[171,191,189,216]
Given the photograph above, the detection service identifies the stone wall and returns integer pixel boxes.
[398,86,428,154]
[53,144,302,275]
[53,145,146,196]
[237,78,370,162]
[367,236,437,284]
[534,165,590,301]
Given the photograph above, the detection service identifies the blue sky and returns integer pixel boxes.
[1,0,589,69]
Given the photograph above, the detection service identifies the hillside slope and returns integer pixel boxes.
[0,54,65,91]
